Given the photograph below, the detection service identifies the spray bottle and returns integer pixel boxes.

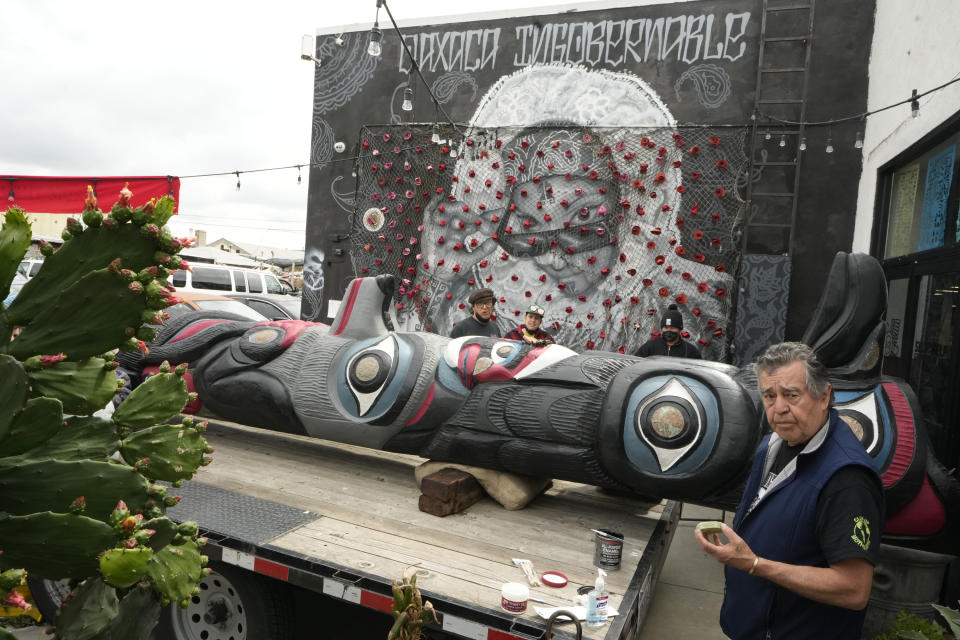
[586,567,608,627]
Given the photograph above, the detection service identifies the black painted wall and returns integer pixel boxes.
[304,0,875,351]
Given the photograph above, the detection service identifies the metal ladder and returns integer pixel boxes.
[743,0,816,258]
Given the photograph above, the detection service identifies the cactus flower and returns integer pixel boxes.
[83,185,98,211]
[3,590,28,610]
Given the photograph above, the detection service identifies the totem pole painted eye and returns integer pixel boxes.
[626,375,713,474]
[834,390,885,463]
[344,336,398,415]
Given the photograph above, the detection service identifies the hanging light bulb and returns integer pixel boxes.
[367,25,382,57]
[779,134,787,148]
[854,130,864,149]
[235,171,241,190]
[825,138,834,154]
[401,88,414,112]
[431,124,441,144]
[297,165,302,184]
[764,131,772,141]
[799,137,807,151]
[910,89,919,118]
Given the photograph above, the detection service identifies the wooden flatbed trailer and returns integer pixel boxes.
[161,419,680,639]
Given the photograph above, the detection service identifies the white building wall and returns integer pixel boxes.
[854,0,960,252]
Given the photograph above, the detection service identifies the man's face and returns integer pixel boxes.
[472,299,494,320]
[523,313,542,332]
[662,327,681,344]
[758,360,831,447]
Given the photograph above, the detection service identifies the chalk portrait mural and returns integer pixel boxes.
[305,0,877,361]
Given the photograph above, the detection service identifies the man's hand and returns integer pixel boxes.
[693,523,874,610]
[694,522,757,574]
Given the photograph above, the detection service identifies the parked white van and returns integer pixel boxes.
[170,265,288,296]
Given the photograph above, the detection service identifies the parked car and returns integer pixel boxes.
[164,291,269,322]
[4,271,28,306]
[226,293,302,320]
[18,259,43,279]
[169,264,291,296]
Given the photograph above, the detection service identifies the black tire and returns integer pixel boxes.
[153,561,292,640]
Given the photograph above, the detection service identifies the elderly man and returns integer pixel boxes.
[695,342,883,640]
[450,288,501,339]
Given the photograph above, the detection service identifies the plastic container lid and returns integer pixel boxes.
[541,571,568,587]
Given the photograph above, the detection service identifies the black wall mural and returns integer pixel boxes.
[305,0,875,364]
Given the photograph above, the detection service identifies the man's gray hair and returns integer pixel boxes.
[754,342,832,401]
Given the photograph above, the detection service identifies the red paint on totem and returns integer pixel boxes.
[169,319,232,343]
[884,475,946,536]
[406,383,435,426]
[332,280,363,336]
[880,382,915,487]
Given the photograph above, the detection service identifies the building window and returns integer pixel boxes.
[882,129,960,258]
[874,110,960,473]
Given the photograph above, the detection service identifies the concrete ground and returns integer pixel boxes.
[640,503,732,640]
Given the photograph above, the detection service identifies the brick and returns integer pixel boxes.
[419,468,482,502]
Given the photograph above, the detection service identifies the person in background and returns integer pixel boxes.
[634,303,701,359]
[450,288,501,339]
[504,304,554,346]
[694,342,883,640]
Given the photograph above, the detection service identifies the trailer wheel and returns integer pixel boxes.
[155,561,292,640]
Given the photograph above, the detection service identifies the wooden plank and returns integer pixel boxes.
[191,420,667,638]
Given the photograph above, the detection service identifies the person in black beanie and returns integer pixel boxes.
[634,303,701,359]
[450,288,502,338]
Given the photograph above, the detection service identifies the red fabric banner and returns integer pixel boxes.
[1,175,180,214]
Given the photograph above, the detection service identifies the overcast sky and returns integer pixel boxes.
[0,0,582,250]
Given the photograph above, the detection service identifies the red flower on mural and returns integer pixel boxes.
[676,185,686,194]
[697,282,709,293]
[711,237,722,247]
[715,263,726,273]
[693,230,704,240]
[716,287,727,298]
[676,293,688,305]
[642,278,653,287]
[693,253,706,263]
[675,246,687,257]
[714,188,726,197]
[716,158,728,169]
[709,136,721,146]
[653,172,666,184]
[658,287,670,298]
[632,178,644,190]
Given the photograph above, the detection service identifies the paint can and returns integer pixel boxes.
[593,529,624,571]
[500,582,529,614]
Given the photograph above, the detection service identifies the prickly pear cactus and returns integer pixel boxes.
[0,188,211,638]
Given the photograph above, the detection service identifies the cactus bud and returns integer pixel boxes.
[159,361,171,374]
[119,269,136,282]
[164,494,182,507]
[82,208,103,227]
[200,555,209,567]
[174,363,188,377]
[154,251,172,266]
[148,485,167,498]
[128,281,144,294]
[61,229,73,242]
[181,416,195,428]
[135,326,157,342]
[203,444,215,454]
[200,455,213,467]
[196,421,208,434]
[140,223,161,239]
[177,522,199,537]
[39,240,55,257]
[65,217,84,236]
[197,537,208,548]
[103,360,119,371]
[107,258,123,272]
[145,280,164,298]
[141,309,165,325]
[134,529,154,545]
[137,340,148,354]
[123,538,138,549]
[100,351,116,362]
[164,296,182,308]
[156,265,171,280]
[69,496,87,514]
[168,255,184,271]
[110,204,132,224]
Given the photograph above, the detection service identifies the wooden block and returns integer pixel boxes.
[419,468,482,502]
[418,484,484,517]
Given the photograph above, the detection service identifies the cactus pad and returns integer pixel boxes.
[99,547,154,588]
[17,415,120,462]
[0,458,149,521]
[0,512,115,578]
[120,424,208,483]
[53,577,119,640]
[99,586,161,640]
[0,207,31,302]
[146,537,205,605]
[8,269,148,361]
[24,357,119,415]
[111,367,191,431]
[0,397,63,457]
[0,355,27,440]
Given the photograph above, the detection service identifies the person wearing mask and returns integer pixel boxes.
[634,303,701,359]
[450,288,501,338]
[504,304,554,346]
